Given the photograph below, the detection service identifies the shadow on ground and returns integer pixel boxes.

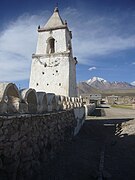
[38,111,135,180]
[90,108,106,117]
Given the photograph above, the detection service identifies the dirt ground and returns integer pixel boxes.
[39,107,135,180]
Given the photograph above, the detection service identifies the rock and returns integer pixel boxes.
[90,169,100,178]
[0,110,78,179]
[3,120,12,127]
[0,158,3,169]
[0,120,3,128]
[103,170,112,178]
[10,132,19,141]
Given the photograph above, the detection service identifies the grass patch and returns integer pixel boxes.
[111,104,132,109]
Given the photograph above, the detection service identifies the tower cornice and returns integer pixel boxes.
[38,25,68,32]
[32,52,71,58]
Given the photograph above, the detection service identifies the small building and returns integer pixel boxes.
[82,94,102,107]
[89,94,102,106]
[106,95,119,105]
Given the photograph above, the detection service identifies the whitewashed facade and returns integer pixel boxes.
[29,7,77,97]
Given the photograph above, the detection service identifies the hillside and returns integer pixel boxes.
[77,82,101,95]
[78,77,135,97]
[87,77,135,90]
[101,89,135,97]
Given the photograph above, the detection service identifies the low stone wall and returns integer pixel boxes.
[0,109,79,180]
[0,83,84,115]
[74,107,85,135]
[84,103,96,116]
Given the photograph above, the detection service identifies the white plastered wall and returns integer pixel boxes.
[29,55,70,96]
[36,29,67,54]
[30,25,76,97]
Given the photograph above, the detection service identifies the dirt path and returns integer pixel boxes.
[90,106,135,119]
[39,107,135,180]
[103,106,135,118]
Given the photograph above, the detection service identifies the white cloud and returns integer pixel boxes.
[0,12,49,81]
[132,62,135,65]
[62,8,135,64]
[88,66,97,71]
[0,7,135,81]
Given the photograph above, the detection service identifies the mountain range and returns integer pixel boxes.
[86,77,135,90]
[77,77,135,95]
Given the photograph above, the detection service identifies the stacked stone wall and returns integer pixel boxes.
[0,110,77,180]
[0,82,92,179]
[84,103,96,116]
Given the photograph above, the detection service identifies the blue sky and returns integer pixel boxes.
[0,0,135,88]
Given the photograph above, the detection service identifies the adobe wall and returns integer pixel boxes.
[106,96,135,105]
[0,109,79,180]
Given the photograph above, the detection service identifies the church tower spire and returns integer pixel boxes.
[29,7,77,97]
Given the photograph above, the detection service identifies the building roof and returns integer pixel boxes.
[43,7,67,31]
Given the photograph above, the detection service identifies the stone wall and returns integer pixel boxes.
[0,82,86,179]
[0,83,83,115]
[74,107,85,135]
[84,103,96,116]
[0,109,79,180]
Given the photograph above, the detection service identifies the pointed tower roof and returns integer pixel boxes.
[38,7,67,32]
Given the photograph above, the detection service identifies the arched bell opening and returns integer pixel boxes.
[46,37,55,54]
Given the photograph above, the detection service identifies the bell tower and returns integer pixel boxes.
[29,7,77,97]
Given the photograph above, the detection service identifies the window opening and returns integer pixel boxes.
[46,37,55,54]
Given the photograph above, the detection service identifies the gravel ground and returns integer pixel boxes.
[39,107,135,180]
[103,106,135,118]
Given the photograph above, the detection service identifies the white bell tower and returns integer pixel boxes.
[29,7,77,97]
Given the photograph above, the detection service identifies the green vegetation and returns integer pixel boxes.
[111,104,133,109]
[101,89,135,97]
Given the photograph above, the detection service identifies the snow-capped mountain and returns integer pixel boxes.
[87,77,107,84]
[86,77,135,90]
[131,81,135,86]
